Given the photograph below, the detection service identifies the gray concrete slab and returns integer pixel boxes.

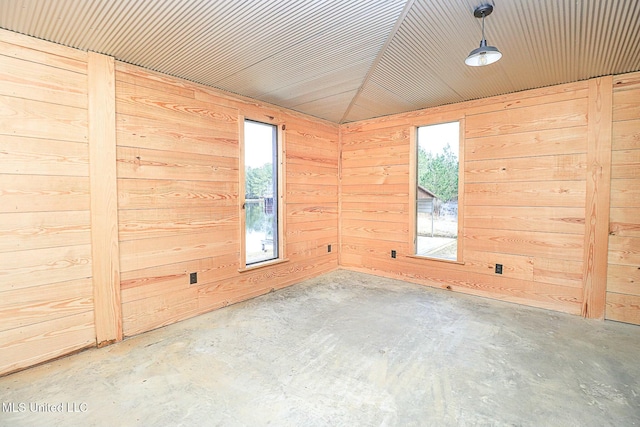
[1,269,639,426]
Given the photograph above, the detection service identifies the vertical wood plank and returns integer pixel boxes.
[408,126,417,254]
[338,128,344,265]
[238,115,247,268]
[457,118,466,262]
[582,76,613,319]
[278,124,287,259]
[88,52,122,344]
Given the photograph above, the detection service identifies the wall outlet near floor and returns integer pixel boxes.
[391,250,397,259]
[190,272,198,284]
[495,264,503,274]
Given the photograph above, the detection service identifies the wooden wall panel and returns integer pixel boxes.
[88,52,122,345]
[0,29,94,375]
[115,62,339,337]
[580,76,612,319]
[341,81,592,315]
[607,71,640,325]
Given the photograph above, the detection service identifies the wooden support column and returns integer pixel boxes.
[582,76,613,319]
[88,52,122,344]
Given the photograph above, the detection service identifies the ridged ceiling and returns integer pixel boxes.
[1,0,639,123]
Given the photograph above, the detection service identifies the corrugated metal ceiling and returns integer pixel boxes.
[1,0,639,123]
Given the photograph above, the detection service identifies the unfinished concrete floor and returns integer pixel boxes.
[1,269,639,426]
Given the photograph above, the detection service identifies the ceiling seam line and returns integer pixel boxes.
[338,0,416,124]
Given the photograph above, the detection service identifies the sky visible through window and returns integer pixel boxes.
[245,120,274,168]
[417,121,459,156]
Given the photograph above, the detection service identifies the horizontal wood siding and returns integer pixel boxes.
[607,71,640,325]
[116,62,339,336]
[341,81,594,315]
[0,30,94,375]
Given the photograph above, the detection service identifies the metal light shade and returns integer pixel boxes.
[465,39,502,66]
[465,4,502,67]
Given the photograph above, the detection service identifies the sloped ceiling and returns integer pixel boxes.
[1,0,639,123]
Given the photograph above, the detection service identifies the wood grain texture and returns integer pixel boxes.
[608,236,640,266]
[287,163,338,186]
[121,253,239,303]
[465,228,584,261]
[610,179,640,207]
[118,206,237,241]
[117,146,238,182]
[119,230,238,272]
[613,71,640,89]
[343,81,587,133]
[463,250,534,281]
[581,76,613,319]
[117,178,238,209]
[344,260,583,315]
[609,207,640,237]
[612,88,640,122]
[114,62,338,338]
[465,154,587,183]
[465,181,585,207]
[606,292,640,325]
[607,264,640,296]
[611,119,640,151]
[0,28,87,62]
[0,96,88,142]
[117,80,238,126]
[0,211,90,252]
[465,99,588,138]
[116,113,238,157]
[286,219,337,243]
[339,77,603,316]
[88,52,122,344]
[533,257,583,289]
[0,135,88,177]
[0,53,87,108]
[341,164,409,185]
[0,38,86,74]
[465,127,587,161]
[0,311,94,376]
[0,31,94,375]
[0,277,93,332]
[0,174,89,213]
[611,149,640,179]
[465,206,584,235]
[286,204,338,224]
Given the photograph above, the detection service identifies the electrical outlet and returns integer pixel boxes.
[391,250,397,259]
[190,272,197,284]
[328,244,332,253]
[495,264,503,274]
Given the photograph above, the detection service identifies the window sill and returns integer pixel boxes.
[238,258,290,273]
[406,254,465,266]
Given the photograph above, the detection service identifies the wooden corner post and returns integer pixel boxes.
[88,52,123,344]
[581,76,613,319]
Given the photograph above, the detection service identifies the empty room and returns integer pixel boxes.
[1,0,639,425]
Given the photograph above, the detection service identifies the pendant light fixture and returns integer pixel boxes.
[465,4,502,67]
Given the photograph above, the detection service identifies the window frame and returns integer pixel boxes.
[238,115,287,271]
[409,119,465,264]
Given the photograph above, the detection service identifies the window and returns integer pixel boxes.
[242,119,280,266]
[414,121,461,261]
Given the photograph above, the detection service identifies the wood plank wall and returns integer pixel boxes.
[607,71,640,325]
[341,80,610,316]
[115,63,339,337]
[0,31,95,374]
[1,27,639,375]
[0,28,338,375]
